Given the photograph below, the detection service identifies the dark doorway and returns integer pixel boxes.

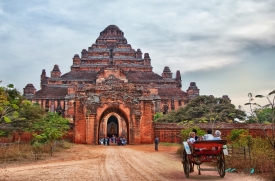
[107,116,118,137]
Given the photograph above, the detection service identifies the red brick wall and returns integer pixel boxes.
[140,100,154,144]
[1,123,273,145]
[153,123,182,143]
[74,100,86,144]
[153,123,274,143]
[12,132,32,143]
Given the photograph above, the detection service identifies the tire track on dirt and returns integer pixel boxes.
[113,147,149,180]
[118,147,165,180]
[3,144,265,181]
[103,146,123,181]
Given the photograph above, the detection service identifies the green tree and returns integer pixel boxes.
[155,95,246,129]
[256,108,273,123]
[31,112,69,156]
[0,85,21,136]
[245,108,273,124]
[5,84,23,106]
[245,90,275,148]
[0,85,20,123]
[10,100,46,144]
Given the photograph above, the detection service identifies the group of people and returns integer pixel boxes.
[115,136,127,146]
[188,129,222,144]
[101,135,127,146]
[187,129,222,173]
[101,137,110,146]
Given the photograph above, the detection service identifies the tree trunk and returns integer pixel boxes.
[17,132,21,151]
[50,142,53,156]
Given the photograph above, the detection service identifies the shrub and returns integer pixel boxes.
[250,138,274,177]
[228,129,252,147]
[0,143,32,162]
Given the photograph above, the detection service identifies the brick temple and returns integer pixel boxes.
[23,25,200,144]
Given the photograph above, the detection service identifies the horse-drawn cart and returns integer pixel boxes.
[182,140,228,178]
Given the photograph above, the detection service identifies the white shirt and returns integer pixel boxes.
[189,137,196,144]
[214,137,221,140]
[203,134,215,140]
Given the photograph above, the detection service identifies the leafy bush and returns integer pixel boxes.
[228,129,252,147]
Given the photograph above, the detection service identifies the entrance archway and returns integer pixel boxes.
[98,107,129,145]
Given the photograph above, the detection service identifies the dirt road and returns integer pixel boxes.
[1,144,264,181]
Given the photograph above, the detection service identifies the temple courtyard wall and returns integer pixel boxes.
[6,123,273,144]
[154,123,272,143]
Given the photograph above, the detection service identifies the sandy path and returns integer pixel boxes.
[1,144,265,181]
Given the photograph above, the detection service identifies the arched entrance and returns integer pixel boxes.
[98,107,129,145]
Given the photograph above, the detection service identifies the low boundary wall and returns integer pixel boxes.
[1,123,273,144]
[153,123,274,143]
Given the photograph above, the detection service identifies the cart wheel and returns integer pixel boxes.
[217,152,226,178]
[182,149,190,178]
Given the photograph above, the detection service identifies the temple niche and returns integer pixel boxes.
[23,25,200,145]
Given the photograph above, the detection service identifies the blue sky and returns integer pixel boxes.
[0,0,274,112]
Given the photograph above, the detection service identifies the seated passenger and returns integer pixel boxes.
[187,132,196,173]
[192,128,199,141]
[214,130,222,140]
[188,132,196,144]
[202,129,215,140]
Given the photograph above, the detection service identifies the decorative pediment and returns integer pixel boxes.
[96,66,128,84]
[83,80,144,107]
[102,75,124,85]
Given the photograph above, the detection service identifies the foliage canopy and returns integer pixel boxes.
[245,90,275,149]
[31,112,70,156]
[155,95,246,124]
[0,84,21,124]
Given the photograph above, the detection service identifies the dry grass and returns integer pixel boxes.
[0,144,32,161]
[226,138,275,180]
[0,141,72,163]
